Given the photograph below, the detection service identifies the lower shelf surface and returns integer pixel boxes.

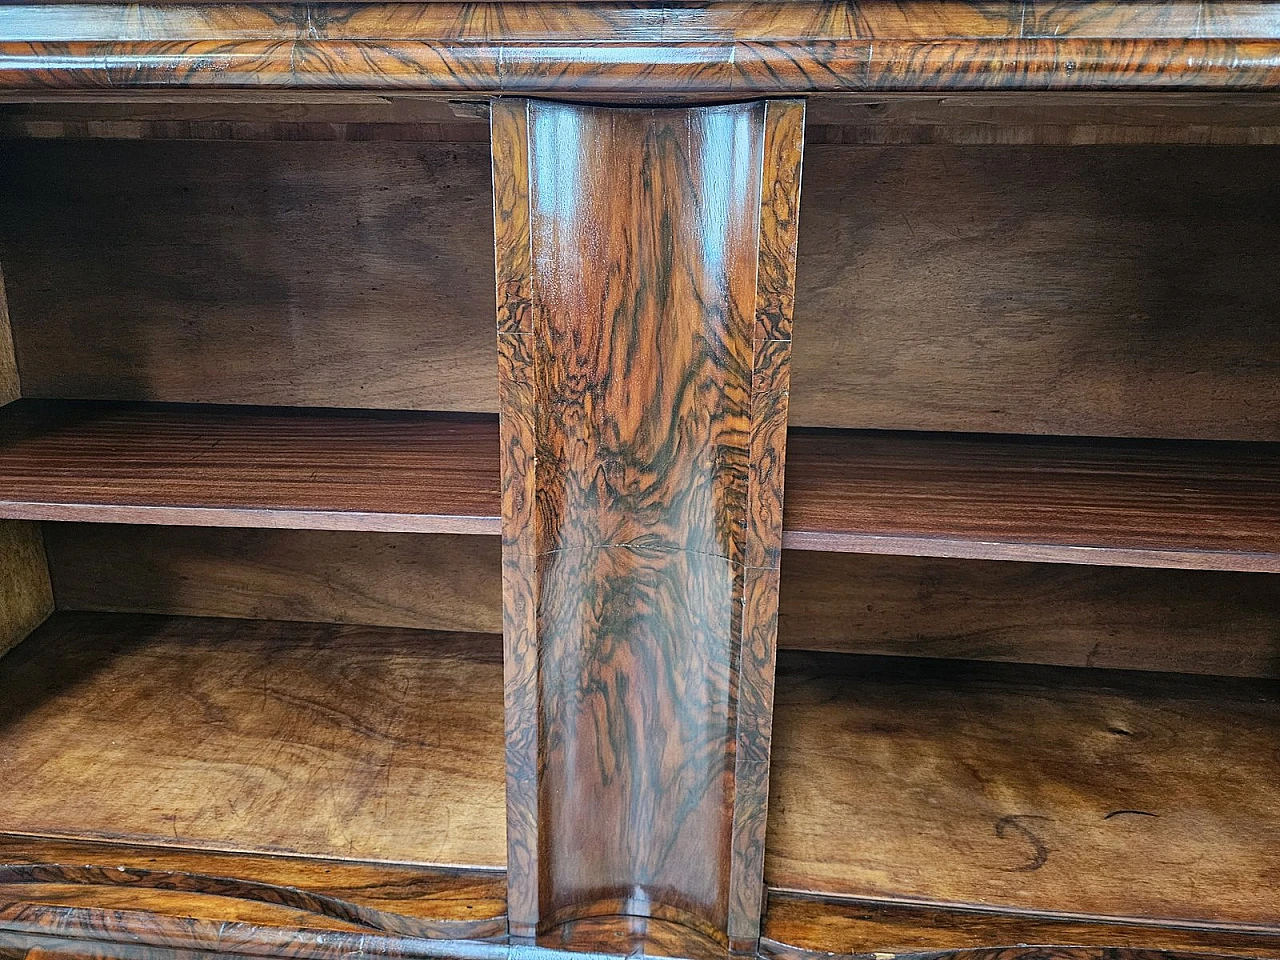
[0,612,507,867]
[767,653,1280,933]
[1,614,1278,959]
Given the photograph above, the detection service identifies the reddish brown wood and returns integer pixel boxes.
[781,430,1280,572]
[7,139,1280,442]
[43,524,1280,681]
[0,837,506,941]
[1,3,1279,94]
[0,613,506,869]
[0,402,1277,572]
[492,98,804,952]
[760,894,1280,960]
[767,653,1280,931]
[0,401,499,533]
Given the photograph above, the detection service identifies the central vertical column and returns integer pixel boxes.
[493,98,804,954]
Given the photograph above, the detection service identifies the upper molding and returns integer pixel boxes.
[2,2,1280,96]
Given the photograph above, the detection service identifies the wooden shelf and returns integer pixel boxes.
[0,400,500,534]
[766,651,1280,932]
[782,430,1280,572]
[0,612,506,869]
[0,401,1276,572]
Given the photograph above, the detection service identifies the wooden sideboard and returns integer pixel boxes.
[1,4,1279,960]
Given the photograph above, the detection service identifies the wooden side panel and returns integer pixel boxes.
[0,520,52,660]
[4,141,1279,441]
[492,99,803,950]
[0,261,21,407]
[0,264,50,658]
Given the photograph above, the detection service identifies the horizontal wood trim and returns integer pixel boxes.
[1,3,1280,94]
[0,612,507,868]
[0,835,506,939]
[766,652,1280,931]
[9,95,1280,145]
[44,525,1280,680]
[4,401,1278,571]
[761,892,1280,960]
[0,909,509,960]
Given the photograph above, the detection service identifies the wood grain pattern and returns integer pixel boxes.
[6,140,1280,442]
[783,430,1280,572]
[0,401,500,533]
[1,3,1279,94]
[767,652,1280,929]
[4,402,1278,571]
[0,266,49,654]
[0,613,506,869]
[792,144,1280,440]
[761,893,1280,960]
[805,94,1280,146]
[0,837,506,940]
[44,524,1280,681]
[0,908,509,960]
[493,98,803,950]
[0,835,503,925]
[0,99,490,142]
[0,262,20,408]
[10,95,1280,147]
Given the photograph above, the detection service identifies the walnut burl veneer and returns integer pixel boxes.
[2,2,1280,95]
[1,4,1279,960]
[493,97,804,953]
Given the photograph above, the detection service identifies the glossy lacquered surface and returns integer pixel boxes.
[493,98,803,950]
[1,2,1280,95]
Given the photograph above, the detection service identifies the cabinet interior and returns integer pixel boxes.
[0,95,1277,955]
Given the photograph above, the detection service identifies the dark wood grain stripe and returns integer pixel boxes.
[0,865,505,941]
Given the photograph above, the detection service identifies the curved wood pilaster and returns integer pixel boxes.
[492,97,804,953]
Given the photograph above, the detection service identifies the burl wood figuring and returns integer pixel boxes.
[492,98,804,953]
[2,5,1280,960]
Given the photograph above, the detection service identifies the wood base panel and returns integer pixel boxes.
[762,893,1280,960]
[2,629,1278,957]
